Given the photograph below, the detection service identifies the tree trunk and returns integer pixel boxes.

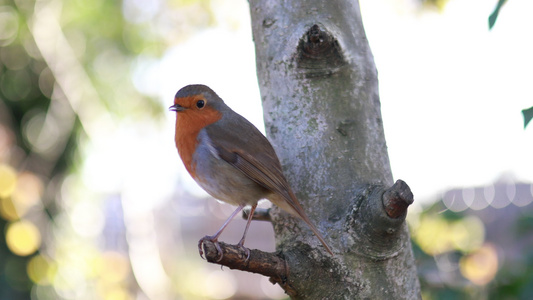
[247,0,421,298]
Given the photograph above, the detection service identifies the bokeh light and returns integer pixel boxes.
[12,172,44,215]
[443,182,533,212]
[27,254,55,285]
[0,196,19,220]
[70,201,105,237]
[260,276,287,299]
[203,270,238,299]
[95,252,133,300]
[0,5,19,46]
[98,251,131,284]
[0,171,43,220]
[460,244,499,286]
[450,216,485,253]
[413,214,485,256]
[0,44,30,70]
[6,220,42,256]
[101,287,132,300]
[53,263,88,299]
[180,268,238,299]
[0,164,17,198]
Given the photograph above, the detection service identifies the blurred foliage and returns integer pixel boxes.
[411,198,533,299]
[0,0,215,298]
[417,0,510,32]
[485,0,531,129]
[522,106,533,129]
[489,0,507,30]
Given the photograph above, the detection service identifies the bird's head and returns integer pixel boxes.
[170,84,224,131]
[170,84,222,111]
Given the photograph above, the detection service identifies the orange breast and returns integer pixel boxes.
[174,103,222,179]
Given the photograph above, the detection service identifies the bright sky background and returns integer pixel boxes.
[131,0,533,205]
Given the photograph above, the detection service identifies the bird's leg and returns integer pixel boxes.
[237,204,257,261]
[199,204,244,261]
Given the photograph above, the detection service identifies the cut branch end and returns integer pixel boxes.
[382,179,414,219]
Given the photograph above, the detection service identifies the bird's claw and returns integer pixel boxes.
[198,236,223,261]
[237,242,251,262]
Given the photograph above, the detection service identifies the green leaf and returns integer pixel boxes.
[489,0,508,30]
[522,106,533,129]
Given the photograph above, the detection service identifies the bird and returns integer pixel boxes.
[170,84,333,260]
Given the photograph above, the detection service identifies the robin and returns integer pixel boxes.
[170,84,333,260]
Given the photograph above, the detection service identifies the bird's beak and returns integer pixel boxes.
[169,104,186,112]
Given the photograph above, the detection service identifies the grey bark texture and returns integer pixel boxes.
[245,0,422,299]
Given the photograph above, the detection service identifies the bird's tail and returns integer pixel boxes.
[275,190,334,256]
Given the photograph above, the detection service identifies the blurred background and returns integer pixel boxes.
[0,0,532,299]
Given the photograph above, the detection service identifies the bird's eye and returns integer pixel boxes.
[196,100,205,109]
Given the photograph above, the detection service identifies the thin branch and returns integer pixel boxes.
[203,241,296,297]
[202,240,287,276]
[201,240,297,295]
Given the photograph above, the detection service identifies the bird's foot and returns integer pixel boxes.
[198,235,223,262]
[236,241,251,262]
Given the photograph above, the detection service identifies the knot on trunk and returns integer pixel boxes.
[345,182,414,259]
[296,24,346,77]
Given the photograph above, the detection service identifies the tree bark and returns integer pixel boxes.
[242,0,422,299]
